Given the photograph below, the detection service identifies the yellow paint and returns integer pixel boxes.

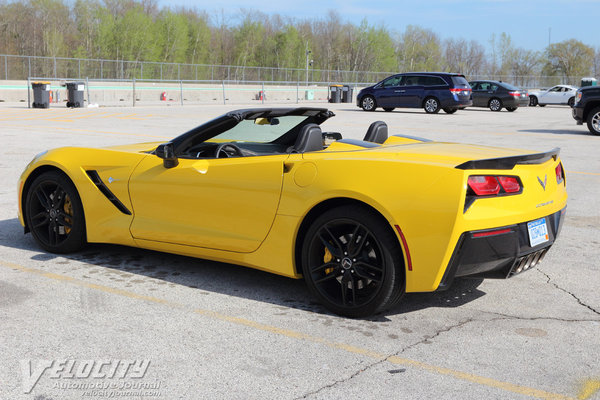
[578,379,600,400]
[0,259,577,400]
[18,138,568,289]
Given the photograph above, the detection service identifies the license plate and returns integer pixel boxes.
[527,218,549,247]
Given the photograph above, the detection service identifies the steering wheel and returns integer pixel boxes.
[215,143,244,158]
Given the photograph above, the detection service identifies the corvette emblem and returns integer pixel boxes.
[537,174,547,190]
[108,177,115,183]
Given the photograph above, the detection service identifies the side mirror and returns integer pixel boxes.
[155,142,178,168]
[322,132,342,146]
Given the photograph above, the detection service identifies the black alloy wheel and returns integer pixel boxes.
[301,205,404,317]
[25,171,86,253]
[529,96,538,106]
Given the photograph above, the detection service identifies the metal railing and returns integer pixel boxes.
[1,54,393,86]
[1,53,591,89]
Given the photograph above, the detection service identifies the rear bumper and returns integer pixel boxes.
[437,207,566,290]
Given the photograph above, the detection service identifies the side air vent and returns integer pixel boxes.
[85,170,132,215]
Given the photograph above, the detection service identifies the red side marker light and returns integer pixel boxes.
[394,225,412,271]
[472,228,512,238]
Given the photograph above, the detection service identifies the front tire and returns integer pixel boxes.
[489,98,502,111]
[423,97,440,114]
[360,96,376,111]
[529,96,538,106]
[301,205,405,317]
[587,106,600,136]
[25,170,86,253]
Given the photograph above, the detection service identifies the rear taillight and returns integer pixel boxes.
[497,176,521,193]
[468,176,500,195]
[508,91,521,97]
[467,175,522,196]
[450,88,471,94]
[555,163,564,184]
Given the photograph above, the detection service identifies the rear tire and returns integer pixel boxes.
[423,97,440,114]
[568,97,575,107]
[587,106,600,136]
[25,170,86,253]
[360,96,376,111]
[301,205,405,317]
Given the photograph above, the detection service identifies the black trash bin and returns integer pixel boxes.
[341,85,353,103]
[328,85,342,103]
[32,82,50,109]
[66,82,85,108]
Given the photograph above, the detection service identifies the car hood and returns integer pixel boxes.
[102,141,163,153]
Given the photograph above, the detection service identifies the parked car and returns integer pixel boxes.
[572,85,600,135]
[18,107,567,317]
[529,85,578,107]
[468,80,529,111]
[357,72,472,114]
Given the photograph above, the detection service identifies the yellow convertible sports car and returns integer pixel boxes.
[18,108,567,317]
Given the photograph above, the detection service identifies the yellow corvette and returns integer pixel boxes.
[18,108,567,317]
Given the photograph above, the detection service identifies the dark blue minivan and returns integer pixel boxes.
[356,72,472,114]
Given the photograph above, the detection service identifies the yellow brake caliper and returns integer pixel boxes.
[324,247,334,274]
[63,195,73,234]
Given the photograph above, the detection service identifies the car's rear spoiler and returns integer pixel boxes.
[455,148,560,170]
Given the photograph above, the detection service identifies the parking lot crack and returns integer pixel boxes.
[537,269,600,316]
[295,356,388,399]
[478,310,600,323]
[395,318,474,355]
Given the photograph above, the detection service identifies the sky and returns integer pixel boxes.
[157,0,599,52]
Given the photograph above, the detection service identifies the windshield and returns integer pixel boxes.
[214,115,309,143]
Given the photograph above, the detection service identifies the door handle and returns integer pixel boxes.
[394,90,405,93]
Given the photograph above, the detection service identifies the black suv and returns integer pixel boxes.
[356,72,472,114]
[572,86,600,135]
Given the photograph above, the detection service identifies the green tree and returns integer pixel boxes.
[546,39,594,83]
[398,25,442,71]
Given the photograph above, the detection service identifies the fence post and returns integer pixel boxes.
[133,77,136,107]
[180,80,183,106]
[53,57,56,78]
[222,80,226,105]
[86,77,90,105]
[28,56,31,78]
[296,81,299,104]
[78,59,81,78]
[141,62,143,79]
[27,76,30,108]
[5,55,8,80]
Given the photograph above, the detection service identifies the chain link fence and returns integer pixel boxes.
[0,54,589,89]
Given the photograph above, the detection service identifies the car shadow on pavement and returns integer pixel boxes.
[0,217,486,320]
[518,128,589,136]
